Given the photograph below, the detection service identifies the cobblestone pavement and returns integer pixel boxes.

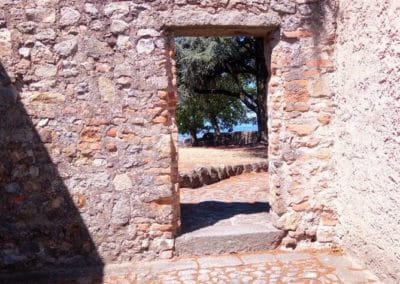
[180,172,271,236]
[101,250,381,283]
[180,172,269,204]
[179,172,270,235]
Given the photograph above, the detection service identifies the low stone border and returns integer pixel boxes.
[179,161,268,189]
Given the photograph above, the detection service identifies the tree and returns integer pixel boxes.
[175,36,268,143]
[176,85,248,141]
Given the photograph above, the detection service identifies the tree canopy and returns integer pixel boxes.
[175,36,268,143]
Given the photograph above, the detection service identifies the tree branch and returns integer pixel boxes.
[193,88,257,112]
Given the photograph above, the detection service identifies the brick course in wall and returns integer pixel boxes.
[0,0,338,272]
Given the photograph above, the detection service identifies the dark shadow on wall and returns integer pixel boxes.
[180,201,270,233]
[0,63,104,282]
[307,0,338,50]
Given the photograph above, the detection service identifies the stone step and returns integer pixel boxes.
[175,212,285,256]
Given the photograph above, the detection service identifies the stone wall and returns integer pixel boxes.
[0,0,181,272]
[334,1,400,282]
[179,161,268,188]
[267,1,338,247]
[0,0,338,272]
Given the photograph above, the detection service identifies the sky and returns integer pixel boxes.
[178,122,257,142]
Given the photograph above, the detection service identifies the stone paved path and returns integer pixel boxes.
[179,172,270,234]
[176,172,282,255]
[101,250,381,283]
[180,172,269,204]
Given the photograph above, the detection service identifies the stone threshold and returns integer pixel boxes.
[179,161,268,189]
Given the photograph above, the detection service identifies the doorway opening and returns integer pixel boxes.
[170,32,284,255]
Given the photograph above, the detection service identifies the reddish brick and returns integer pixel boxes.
[321,211,338,226]
[283,29,312,38]
[316,148,332,160]
[307,59,333,68]
[284,80,309,102]
[106,128,117,137]
[153,116,167,124]
[303,69,321,77]
[158,90,168,99]
[292,201,311,212]
[287,124,317,136]
[284,102,310,112]
[318,114,331,125]
[80,127,101,142]
[106,143,117,152]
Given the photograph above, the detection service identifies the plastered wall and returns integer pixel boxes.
[334,0,400,282]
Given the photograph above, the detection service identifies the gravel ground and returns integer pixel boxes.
[179,146,267,172]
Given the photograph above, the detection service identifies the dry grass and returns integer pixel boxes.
[179,146,267,172]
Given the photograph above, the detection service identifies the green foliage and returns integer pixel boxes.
[176,94,206,140]
[175,36,267,141]
[176,90,248,139]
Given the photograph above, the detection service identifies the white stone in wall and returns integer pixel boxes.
[18,47,31,58]
[110,19,129,34]
[54,38,78,57]
[136,38,155,54]
[34,64,57,78]
[84,3,99,17]
[113,174,133,191]
[98,76,116,102]
[0,28,11,56]
[60,7,81,27]
[137,28,160,37]
[35,28,56,42]
[116,35,130,48]
[104,2,130,18]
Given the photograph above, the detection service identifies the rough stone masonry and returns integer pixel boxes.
[0,0,398,282]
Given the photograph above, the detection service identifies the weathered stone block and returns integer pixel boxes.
[84,3,99,17]
[98,76,116,102]
[54,38,78,57]
[34,64,57,78]
[275,210,299,231]
[271,0,296,14]
[209,167,220,183]
[287,123,317,136]
[16,21,36,33]
[137,38,155,54]
[111,198,130,226]
[28,92,65,103]
[179,173,192,188]
[104,2,130,18]
[110,19,129,34]
[36,28,56,42]
[85,37,113,59]
[113,174,132,191]
[60,7,81,27]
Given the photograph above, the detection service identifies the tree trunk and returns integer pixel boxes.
[256,106,265,143]
[255,38,268,144]
[210,116,221,136]
[211,118,221,136]
[189,129,198,144]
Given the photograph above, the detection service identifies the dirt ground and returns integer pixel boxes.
[178,145,267,172]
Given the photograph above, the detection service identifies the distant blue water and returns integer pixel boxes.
[178,123,258,142]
